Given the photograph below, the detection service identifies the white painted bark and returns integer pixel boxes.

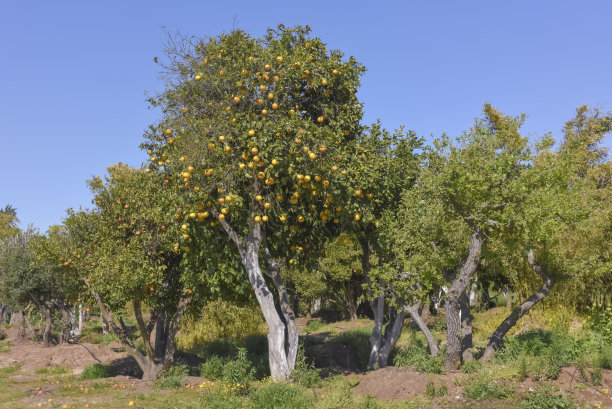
[215,212,294,381]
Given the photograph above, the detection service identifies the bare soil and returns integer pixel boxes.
[355,365,612,408]
[0,327,127,374]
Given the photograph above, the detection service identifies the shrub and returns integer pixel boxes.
[291,344,322,387]
[177,300,266,352]
[251,382,312,409]
[80,364,115,380]
[200,355,225,380]
[0,328,6,340]
[200,348,255,384]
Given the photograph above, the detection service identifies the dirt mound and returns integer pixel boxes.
[355,366,612,407]
[1,327,127,374]
[355,366,465,401]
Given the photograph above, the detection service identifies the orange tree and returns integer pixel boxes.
[142,25,365,381]
[338,123,423,368]
[58,164,245,380]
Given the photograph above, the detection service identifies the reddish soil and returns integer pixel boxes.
[355,365,612,408]
[355,366,466,401]
[0,327,127,374]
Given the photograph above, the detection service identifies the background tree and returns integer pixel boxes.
[0,227,58,346]
[340,123,422,369]
[480,105,612,360]
[143,25,365,381]
[57,164,244,380]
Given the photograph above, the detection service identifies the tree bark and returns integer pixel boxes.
[263,243,298,375]
[460,290,473,362]
[85,280,164,380]
[374,306,406,368]
[406,301,439,356]
[445,228,482,370]
[504,286,512,309]
[215,213,294,381]
[480,250,555,361]
[29,295,52,347]
[133,299,155,360]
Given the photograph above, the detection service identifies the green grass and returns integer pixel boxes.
[0,340,11,353]
[0,365,20,377]
[331,327,372,370]
[304,320,326,332]
[35,366,71,375]
[80,363,116,379]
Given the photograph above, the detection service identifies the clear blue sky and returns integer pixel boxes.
[2,1,611,232]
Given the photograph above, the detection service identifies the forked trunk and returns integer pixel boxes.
[216,213,295,382]
[480,250,555,361]
[367,292,386,369]
[85,280,189,380]
[29,295,52,347]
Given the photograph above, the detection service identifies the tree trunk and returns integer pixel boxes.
[85,280,170,380]
[406,301,439,356]
[29,295,52,347]
[374,307,406,368]
[216,214,294,382]
[367,292,386,369]
[59,307,71,344]
[445,228,482,370]
[480,250,555,361]
[460,290,473,362]
[263,244,299,376]
[154,313,168,359]
[504,286,512,309]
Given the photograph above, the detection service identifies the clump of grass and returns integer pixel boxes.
[463,377,513,401]
[520,385,577,409]
[155,364,189,389]
[80,363,115,380]
[331,327,371,370]
[391,344,444,374]
[0,340,11,353]
[35,366,70,375]
[425,381,448,398]
[251,382,313,409]
[0,365,20,377]
[303,320,325,332]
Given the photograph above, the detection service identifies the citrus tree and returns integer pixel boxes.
[58,164,245,380]
[413,105,531,369]
[480,105,612,360]
[0,227,59,346]
[339,123,423,368]
[143,25,365,381]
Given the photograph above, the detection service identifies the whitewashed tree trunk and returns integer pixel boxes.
[216,213,296,382]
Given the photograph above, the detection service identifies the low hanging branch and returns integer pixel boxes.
[480,249,555,362]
